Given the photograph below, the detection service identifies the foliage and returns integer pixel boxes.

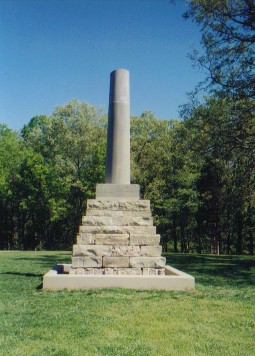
[184,0,255,104]
[0,251,254,355]
[0,100,106,250]
[1,97,255,254]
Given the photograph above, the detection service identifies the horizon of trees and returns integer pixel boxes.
[0,96,254,255]
[1,0,254,255]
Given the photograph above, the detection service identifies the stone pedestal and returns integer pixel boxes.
[43,68,195,290]
[96,184,140,200]
[70,199,166,276]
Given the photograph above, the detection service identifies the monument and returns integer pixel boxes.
[43,69,195,290]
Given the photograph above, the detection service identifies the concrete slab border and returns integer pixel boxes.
[43,265,195,291]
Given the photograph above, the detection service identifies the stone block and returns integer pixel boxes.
[69,267,76,275]
[117,268,142,275]
[73,268,105,275]
[104,268,118,275]
[104,268,142,275]
[129,234,160,246]
[79,226,125,234]
[86,210,152,218]
[112,245,141,257]
[141,246,162,257]
[86,200,151,212]
[119,200,150,211]
[86,210,124,217]
[87,200,119,211]
[100,226,127,234]
[96,184,140,200]
[82,216,113,226]
[79,225,101,234]
[72,256,102,268]
[121,216,153,226]
[95,234,129,245]
[73,245,112,257]
[76,233,95,245]
[121,226,156,235]
[82,215,153,227]
[103,256,129,268]
[129,257,166,268]
[80,225,156,235]
[143,268,165,276]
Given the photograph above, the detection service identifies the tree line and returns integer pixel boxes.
[1,0,254,254]
[0,97,254,254]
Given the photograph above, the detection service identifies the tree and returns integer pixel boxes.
[131,112,201,253]
[20,99,106,249]
[0,125,35,249]
[181,96,255,255]
[184,0,255,103]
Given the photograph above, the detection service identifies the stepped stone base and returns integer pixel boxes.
[42,197,195,290]
[70,199,166,276]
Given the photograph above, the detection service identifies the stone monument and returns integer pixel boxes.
[70,69,166,276]
[43,69,195,290]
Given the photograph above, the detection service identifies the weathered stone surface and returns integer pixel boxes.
[72,256,102,268]
[129,234,160,246]
[76,233,95,245]
[95,234,129,245]
[129,257,166,268]
[103,256,129,268]
[121,216,153,226]
[104,268,118,275]
[82,216,153,227]
[104,268,142,275]
[69,267,104,275]
[121,226,156,235]
[141,246,162,257]
[86,200,150,211]
[79,225,101,234]
[69,267,76,275]
[112,245,141,257]
[96,184,140,200]
[119,200,150,211]
[87,200,119,211]
[86,210,151,218]
[143,268,165,276]
[79,225,156,235]
[117,268,142,275]
[79,226,124,234]
[87,210,124,217]
[73,245,112,257]
[82,216,113,226]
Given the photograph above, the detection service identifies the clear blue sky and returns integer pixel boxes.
[0,0,204,130]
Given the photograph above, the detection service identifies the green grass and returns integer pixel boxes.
[0,251,254,355]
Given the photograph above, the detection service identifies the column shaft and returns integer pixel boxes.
[106,69,130,184]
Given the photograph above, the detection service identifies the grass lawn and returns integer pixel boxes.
[0,251,254,355]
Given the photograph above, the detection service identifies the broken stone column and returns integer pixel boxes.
[106,69,130,184]
[96,69,139,200]
[70,69,166,276]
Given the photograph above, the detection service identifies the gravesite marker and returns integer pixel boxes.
[43,69,195,290]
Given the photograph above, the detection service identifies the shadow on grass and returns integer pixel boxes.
[14,254,71,268]
[0,272,42,278]
[165,253,255,287]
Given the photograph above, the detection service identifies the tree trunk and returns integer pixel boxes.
[249,232,254,256]
[180,222,186,253]
[236,212,243,255]
[172,220,178,253]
